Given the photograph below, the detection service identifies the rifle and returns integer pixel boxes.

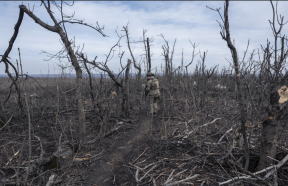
[144,85,149,101]
[145,91,149,101]
[142,84,148,101]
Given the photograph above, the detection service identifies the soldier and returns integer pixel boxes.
[145,72,161,116]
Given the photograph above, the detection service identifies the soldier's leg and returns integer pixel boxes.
[153,97,157,114]
[149,96,154,114]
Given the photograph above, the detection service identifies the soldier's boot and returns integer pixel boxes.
[153,102,157,115]
[153,108,157,115]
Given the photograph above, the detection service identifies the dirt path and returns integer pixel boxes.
[85,116,152,186]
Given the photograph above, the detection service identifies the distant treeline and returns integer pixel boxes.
[0,73,199,78]
[0,73,142,78]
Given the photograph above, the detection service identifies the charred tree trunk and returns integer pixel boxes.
[83,60,96,110]
[224,0,249,170]
[56,26,86,142]
[169,39,177,76]
[162,44,170,78]
[147,38,151,72]
[257,89,281,170]
[1,9,23,109]
[143,30,149,73]
[165,52,169,76]
[19,4,86,142]
[210,0,249,169]
[256,0,288,170]
[122,59,131,115]
[181,49,184,73]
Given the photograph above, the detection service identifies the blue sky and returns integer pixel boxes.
[1,1,288,74]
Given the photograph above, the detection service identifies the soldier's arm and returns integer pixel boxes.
[146,81,152,91]
[145,81,151,97]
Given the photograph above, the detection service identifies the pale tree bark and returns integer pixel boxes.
[123,26,141,81]
[181,49,184,73]
[160,35,177,78]
[142,29,149,73]
[185,41,199,76]
[161,35,171,76]
[169,39,177,75]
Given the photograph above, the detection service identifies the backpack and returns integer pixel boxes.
[151,78,158,90]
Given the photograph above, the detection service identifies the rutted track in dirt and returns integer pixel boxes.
[85,116,153,186]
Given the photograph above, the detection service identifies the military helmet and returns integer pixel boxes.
[146,72,154,77]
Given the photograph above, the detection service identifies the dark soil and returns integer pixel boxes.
[84,116,153,186]
[2,76,288,186]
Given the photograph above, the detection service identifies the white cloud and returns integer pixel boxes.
[1,1,288,74]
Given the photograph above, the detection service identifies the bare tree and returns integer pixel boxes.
[208,0,250,170]
[123,25,141,81]
[77,34,132,116]
[82,55,96,110]
[0,8,23,110]
[142,29,149,73]
[1,0,108,142]
[147,38,152,72]
[181,48,184,73]
[185,41,199,76]
[123,59,131,115]
[140,29,155,74]
[160,34,177,77]
[256,0,288,171]
[199,51,218,109]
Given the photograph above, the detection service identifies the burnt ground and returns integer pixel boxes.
[1,76,288,186]
[84,116,152,186]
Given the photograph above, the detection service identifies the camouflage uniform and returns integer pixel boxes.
[145,73,160,115]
